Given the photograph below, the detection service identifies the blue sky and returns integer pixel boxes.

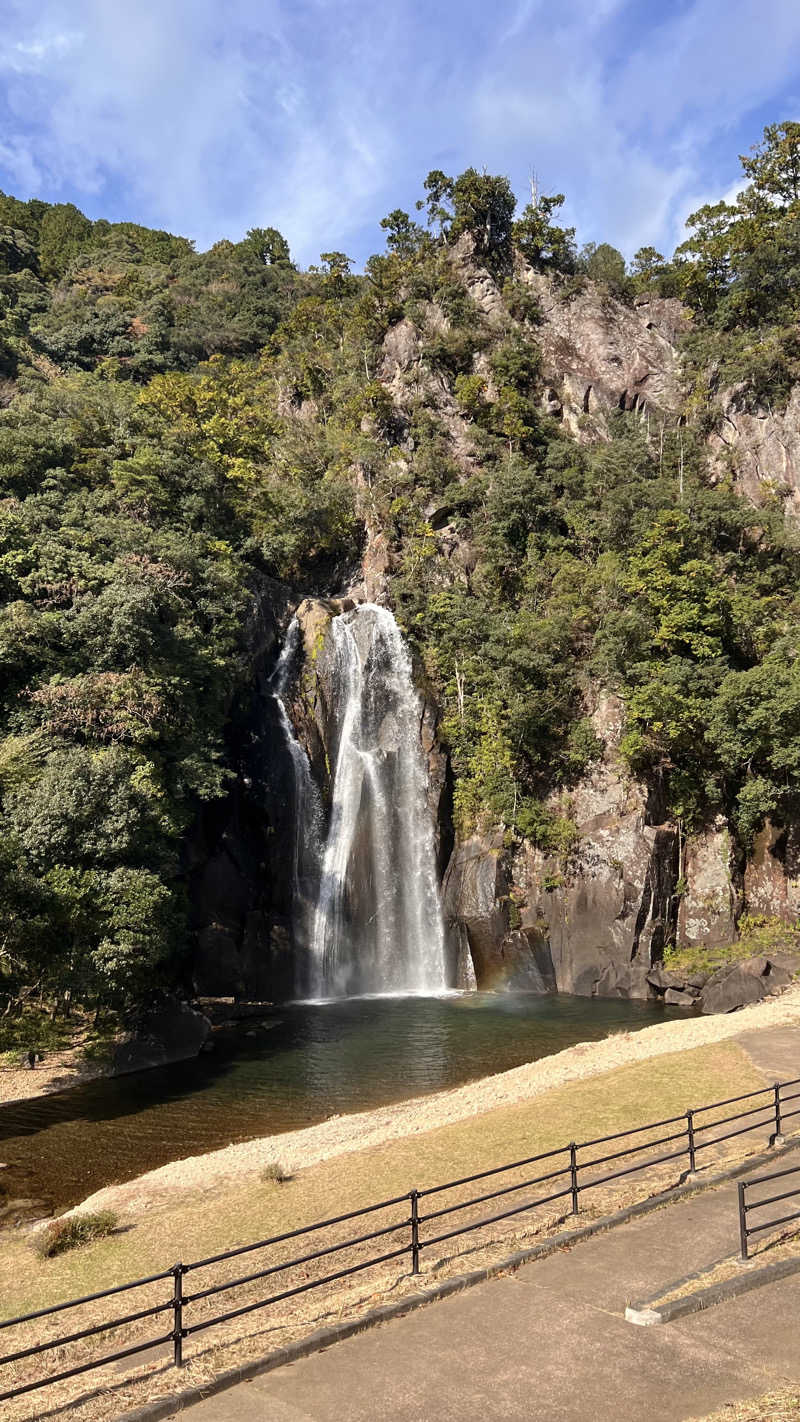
[0,0,798,269]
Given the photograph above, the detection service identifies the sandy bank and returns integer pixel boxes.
[70,985,800,1221]
[0,1044,105,1104]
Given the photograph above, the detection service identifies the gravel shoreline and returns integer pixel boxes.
[0,1044,103,1104]
[71,985,800,1221]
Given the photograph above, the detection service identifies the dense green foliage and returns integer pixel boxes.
[0,207,360,1016]
[3,122,800,1016]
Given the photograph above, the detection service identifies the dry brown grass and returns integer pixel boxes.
[0,1038,780,1422]
[649,1231,800,1309]
[691,1389,800,1421]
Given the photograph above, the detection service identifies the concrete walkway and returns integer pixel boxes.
[736,1021,800,1083]
[173,1155,800,1422]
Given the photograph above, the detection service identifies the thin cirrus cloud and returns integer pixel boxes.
[0,0,798,267]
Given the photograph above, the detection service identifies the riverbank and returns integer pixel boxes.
[0,1041,106,1104]
[0,999,232,1105]
[71,982,800,1222]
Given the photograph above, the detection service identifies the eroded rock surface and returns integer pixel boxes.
[708,385,800,516]
[678,821,739,947]
[744,820,800,920]
[444,696,679,998]
[523,275,688,438]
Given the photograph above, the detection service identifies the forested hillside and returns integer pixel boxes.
[3,122,800,1021]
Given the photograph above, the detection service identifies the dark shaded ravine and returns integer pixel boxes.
[0,994,686,1218]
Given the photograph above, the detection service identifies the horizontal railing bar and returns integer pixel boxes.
[745,1185,800,1212]
[419,1165,568,1225]
[0,1331,174,1403]
[0,1268,174,1331]
[746,1208,800,1238]
[778,1106,800,1123]
[0,1299,173,1367]
[694,1118,773,1152]
[186,1219,407,1305]
[188,1193,409,1272]
[186,1245,410,1337]
[695,1101,775,1134]
[580,1147,687,1192]
[693,1084,774,1114]
[581,1128,687,1173]
[419,1186,574,1251]
[578,1112,686,1150]
[743,1163,800,1188]
[779,1089,800,1105]
[419,1144,569,1199]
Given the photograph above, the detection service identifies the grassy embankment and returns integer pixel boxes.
[0,1040,767,1320]
[1,1037,788,1422]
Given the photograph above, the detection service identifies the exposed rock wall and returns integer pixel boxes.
[443,695,679,998]
[186,578,303,1002]
[708,385,800,516]
[524,275,689,439]
[678,820,740,947]
[743,820,800,920]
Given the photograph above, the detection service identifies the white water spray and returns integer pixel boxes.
[268,619,322,961]
[309,604,447,998]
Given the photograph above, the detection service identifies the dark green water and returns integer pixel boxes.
[0,993,685,1216]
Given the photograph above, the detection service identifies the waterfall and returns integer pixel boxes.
[309,604,447,998]
[268,619,322,968]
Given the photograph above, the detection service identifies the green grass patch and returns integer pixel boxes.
[0,1005,121,1066]
[664,915,800,980]
[33,1212,118,1260]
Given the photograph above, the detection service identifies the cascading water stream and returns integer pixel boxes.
[268,619,322,960]
[309,604,447,998]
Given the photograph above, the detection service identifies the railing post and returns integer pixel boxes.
[410,1190,420,1275]
[773,1082,783,1144]
[686,1109,697,1174]
[738,1181,748,1260]
[569,1142,579,1214]
[172,1263,185,1367]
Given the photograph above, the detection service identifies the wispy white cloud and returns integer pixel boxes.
[0,0,797,265]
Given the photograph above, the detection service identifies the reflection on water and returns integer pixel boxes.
[0,993,685,1216]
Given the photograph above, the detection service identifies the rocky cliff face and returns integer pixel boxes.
[708,385,800,517]
[524,279,689,439]
[186,578,302,1002]
[442,694,679,998]
[187,255,800,1007]
[403,257,800,1000]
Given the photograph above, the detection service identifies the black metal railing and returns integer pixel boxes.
[2,1074,799,1406]
[737,1160,800,1259]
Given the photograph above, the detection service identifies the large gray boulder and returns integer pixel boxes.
[112,1001,211,1075]
[699,956,790,1014]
